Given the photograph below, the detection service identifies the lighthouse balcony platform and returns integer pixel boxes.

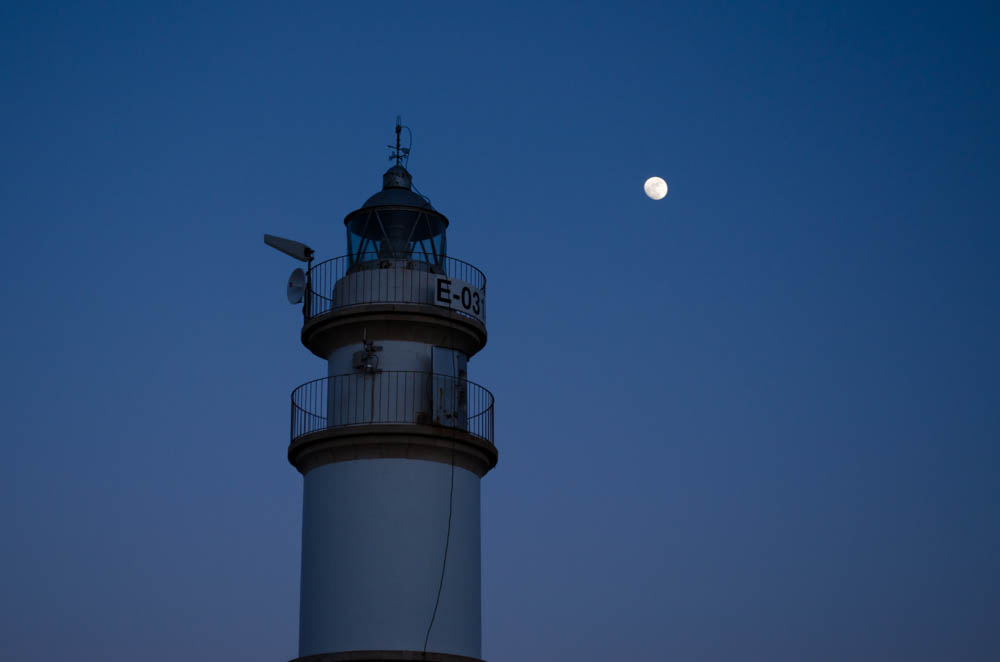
[288,371,496,476]
[304,253,486,323]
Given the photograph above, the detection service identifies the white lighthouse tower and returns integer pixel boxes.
[266,121,496,662]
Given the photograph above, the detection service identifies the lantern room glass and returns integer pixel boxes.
[346,208,447,269]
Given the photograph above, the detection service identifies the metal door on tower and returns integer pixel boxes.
[432,346,468,429]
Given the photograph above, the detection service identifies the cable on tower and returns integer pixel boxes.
[424,258,462,653]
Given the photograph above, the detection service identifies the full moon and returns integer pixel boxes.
[644,176,668,200]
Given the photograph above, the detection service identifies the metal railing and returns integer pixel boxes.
[304,253,486,322]
[290,370,495,444]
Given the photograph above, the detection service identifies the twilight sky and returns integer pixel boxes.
[3,2,998,661]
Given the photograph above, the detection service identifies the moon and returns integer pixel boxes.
[644,176,668,200]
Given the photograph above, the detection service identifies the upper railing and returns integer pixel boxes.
[304,253,486,323]
[290,370,495,444]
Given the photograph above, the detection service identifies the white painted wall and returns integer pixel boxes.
[299,459,482,657]
[327,340,437,375]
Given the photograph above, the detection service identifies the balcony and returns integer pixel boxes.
[290,370,495,445]
[304,253,486,323]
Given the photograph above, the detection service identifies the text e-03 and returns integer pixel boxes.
[435,277,483,317]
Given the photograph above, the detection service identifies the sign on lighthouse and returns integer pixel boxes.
[434,275,485,323]
[265,118,497,662]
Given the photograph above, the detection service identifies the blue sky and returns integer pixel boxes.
[3,2,998,660]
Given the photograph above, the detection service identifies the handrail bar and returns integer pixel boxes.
[289,370,495,445]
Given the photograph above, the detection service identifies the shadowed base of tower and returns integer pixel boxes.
[289,424,498,477]
[292,651,485,662]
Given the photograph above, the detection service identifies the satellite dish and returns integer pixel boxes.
[287,268,306,304]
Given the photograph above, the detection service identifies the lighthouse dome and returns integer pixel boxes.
[361,165,434,210]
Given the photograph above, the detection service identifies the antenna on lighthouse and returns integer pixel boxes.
[286,268,306,304]
[265,234,314,312]
[387,115,411,167]
[264,233,314,262]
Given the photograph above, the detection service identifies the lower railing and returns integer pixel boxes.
[290,371,494,444]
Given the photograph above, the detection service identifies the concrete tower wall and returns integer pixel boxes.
[299,459,482,657]
[327,340,464,375]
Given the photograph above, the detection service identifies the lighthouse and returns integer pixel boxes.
[266,121,496,662]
